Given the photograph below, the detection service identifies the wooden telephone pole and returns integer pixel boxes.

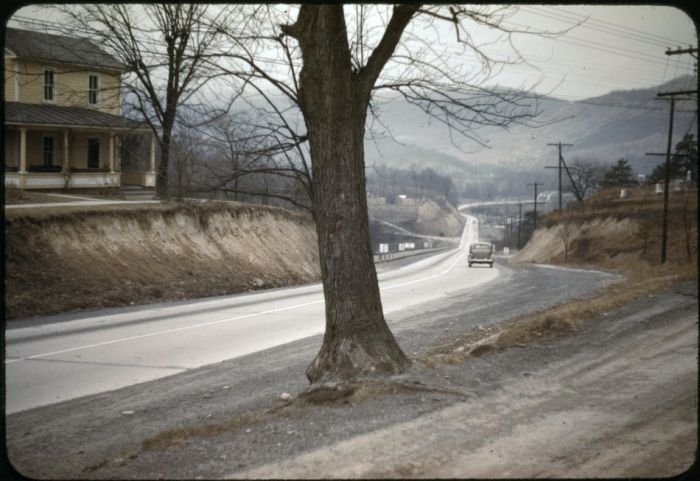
[648,46,698,264]
[527,182,544,231]
[545,142,582,210]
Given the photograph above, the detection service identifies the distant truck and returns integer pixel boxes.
[468,242,494,268]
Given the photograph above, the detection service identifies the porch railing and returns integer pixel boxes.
[5,171,120,190]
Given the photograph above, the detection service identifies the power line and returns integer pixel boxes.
[13,11,688,70]
[521,5,692,48]
[555,37,672,67]
[9,11,696,113]
[499,62,682,94]
[503,18,674,67]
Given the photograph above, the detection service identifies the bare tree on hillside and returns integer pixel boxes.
[196,111,313,211]
[170,121,209,201]
[558,221,577,262]
[56,4,235,199]
[207,5,568,386]
[568,159,606,201]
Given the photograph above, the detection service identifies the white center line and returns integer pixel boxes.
[7,218,479,364]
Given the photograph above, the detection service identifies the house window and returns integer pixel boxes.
[43,137,55,166]
[88,74,99,105]
[43,69,55,102]
[87,138,100,168]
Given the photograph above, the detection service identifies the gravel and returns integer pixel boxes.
[7,262,694,479]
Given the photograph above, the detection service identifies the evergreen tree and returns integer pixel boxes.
[601,158,636,187]
[648,134,698,184]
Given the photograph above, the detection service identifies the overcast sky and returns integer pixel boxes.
[497,5,697,99]
[7,4,698,100]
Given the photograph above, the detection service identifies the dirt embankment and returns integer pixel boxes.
[4,202,320,319]
[368,198,464,237]
[513,186,697,271]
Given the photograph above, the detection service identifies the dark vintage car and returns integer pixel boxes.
[468,242,494,268]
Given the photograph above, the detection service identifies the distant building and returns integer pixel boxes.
[4,27,154,190]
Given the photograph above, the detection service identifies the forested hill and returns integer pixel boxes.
[364,75,697,179]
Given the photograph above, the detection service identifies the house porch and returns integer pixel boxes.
[4,126,156,190]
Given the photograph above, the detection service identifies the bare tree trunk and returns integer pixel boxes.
[157,132,171,199]
[288,5,410,384]
[305,103,409,384]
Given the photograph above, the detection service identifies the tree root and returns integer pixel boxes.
[300,377,474,406]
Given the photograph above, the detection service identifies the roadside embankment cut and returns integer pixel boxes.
[479,186,699,363]
[512,186,697,271]
[5,202,320,319]
[368,198,464,238]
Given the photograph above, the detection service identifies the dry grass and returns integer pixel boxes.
[136,376,476,456]
[141,410,278,451]
[515,185,696,265]
[3,201,165,219]
[422,267,695,368]
[138,383,389,453]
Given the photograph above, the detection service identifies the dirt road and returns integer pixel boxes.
[5,264,697,479]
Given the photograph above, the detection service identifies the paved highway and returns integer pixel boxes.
[5,213,497,414]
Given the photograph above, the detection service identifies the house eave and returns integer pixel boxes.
[5,120,151,133]
[14,55,126,74]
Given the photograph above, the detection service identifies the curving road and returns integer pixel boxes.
[5,213,496,414]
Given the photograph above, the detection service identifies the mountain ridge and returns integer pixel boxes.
[365,75,697,191]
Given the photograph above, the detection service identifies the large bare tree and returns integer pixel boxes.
[57,4,232,198]
[209,4,561,387]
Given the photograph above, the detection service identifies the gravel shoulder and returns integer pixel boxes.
[5,263,697,479]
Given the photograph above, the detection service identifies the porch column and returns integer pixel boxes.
[63,129,70,171]
[115,136,122,172]
[149,133,156,172]
[19,128,27,174]
[109,133,115,173]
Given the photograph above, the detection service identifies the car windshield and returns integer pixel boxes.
[471,244,491,252]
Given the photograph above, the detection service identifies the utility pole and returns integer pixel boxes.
[648,46,698,264]
[665,46,698,57]
[659,95,675,265]
[517,202,523,248]
[527,182,544,231]
[546,142,574,210]
[507,215,514,240]
[561,155,583,203]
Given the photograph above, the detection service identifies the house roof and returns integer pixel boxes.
[4,102,150,132]
[4,27,126,72]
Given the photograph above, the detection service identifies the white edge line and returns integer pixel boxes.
[8,220,477,364]
[6,298,324,364]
